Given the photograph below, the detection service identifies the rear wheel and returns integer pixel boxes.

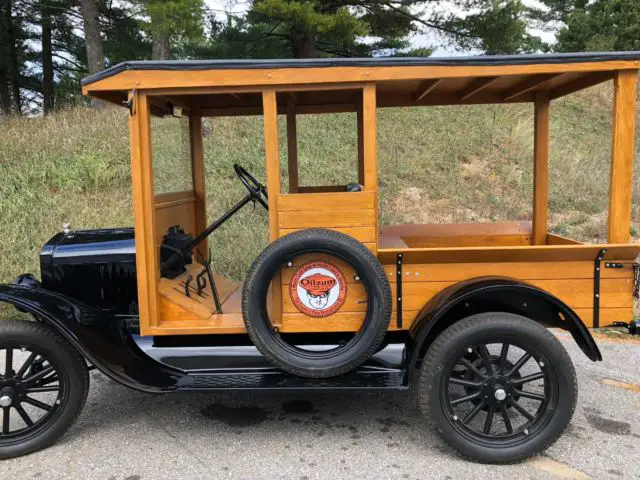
[0,320,89,459]
[417,313,577,463]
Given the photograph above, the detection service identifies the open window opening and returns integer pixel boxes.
[148,92,270,323]
[548,84,614,244]
[377,102,536,249]
[277,89,364,194]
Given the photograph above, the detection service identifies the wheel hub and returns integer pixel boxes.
[493,387,507,401]
[0,387,14,407]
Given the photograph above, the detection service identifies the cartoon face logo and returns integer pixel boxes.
[289,261,347,318]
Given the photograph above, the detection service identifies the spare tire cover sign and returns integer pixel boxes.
[289,261,348,317]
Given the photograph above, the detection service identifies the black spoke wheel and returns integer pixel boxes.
[417,312,577,463]
[0,320,89,459]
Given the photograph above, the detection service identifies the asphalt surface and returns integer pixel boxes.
[3,331,639,480]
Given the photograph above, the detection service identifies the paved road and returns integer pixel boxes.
[3,331,640,480]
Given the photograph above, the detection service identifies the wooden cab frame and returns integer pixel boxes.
[82,53,640,337]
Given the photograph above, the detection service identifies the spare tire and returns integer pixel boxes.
[242,229,392,378]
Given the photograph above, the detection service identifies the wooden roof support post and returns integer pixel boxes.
[263,88,281,241]
[363,83,378,251]
[362,83,377,191]
[189,109,207,252]
[356,94,365,185]
[532,93,550,245]
[608,69,638,244]
[286,99,299,193]
[129,91,160,332]
[263,88,282,324]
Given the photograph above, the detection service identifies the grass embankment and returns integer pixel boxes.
[0,84,638,321]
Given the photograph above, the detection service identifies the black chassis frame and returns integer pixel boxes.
[0,277,602,393]
[0,275,601,393]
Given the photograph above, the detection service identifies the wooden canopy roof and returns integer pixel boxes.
[82,52,640,116]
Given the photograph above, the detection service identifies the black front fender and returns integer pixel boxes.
[408,277,602,371]
[0,283,181,392]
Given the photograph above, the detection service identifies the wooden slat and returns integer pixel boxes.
[279,226,376,244]
[279,311,419,333]
[400,233,530,248]
[607,69,638,243]
[276,191,374,211]
[154,196,195,210]
[129,92,160,333]
[278,209,375,228]
[382,260,634,282]
[158,297,212,323]
[378,243,640,264]
[414,78,442,102]
[155,313,247,335]
[546,233,581,245]
[379,222,532,248]
[297,185,349,193]
[502,74,560,101]
[532,94,549,245]
[459,76,499,101]
[573,307,634,327]
[286,100,299,193]
[154,190,195,206]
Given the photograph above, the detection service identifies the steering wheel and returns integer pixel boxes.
[234,164,269,210]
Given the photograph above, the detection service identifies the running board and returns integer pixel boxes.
[132,336,408,392]
[184,368,406,391]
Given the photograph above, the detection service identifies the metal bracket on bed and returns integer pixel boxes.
[593,248,607,329]
[396,253,403,329]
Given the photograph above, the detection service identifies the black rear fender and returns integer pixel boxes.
[408,277,601,375]
[0,283,179,392]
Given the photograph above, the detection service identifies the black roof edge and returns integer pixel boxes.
[81,51,640,87]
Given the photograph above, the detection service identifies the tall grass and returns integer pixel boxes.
[0,84,638,315]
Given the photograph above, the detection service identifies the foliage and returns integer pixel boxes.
[444,0,543,54]
[531,0,640,52]
[136,0,204,58]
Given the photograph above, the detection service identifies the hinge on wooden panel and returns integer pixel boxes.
[124,89,136,115]
[593,249,607,328]
[604,262,624,268]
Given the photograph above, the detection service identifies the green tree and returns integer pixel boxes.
[137,0,204,59]
[204,1,542,59]
[551,0,640,52]
[443,0,543,54]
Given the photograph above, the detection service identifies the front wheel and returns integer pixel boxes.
[417,312,577,463]
[0,320,89,459]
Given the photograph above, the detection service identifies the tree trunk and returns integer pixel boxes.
[78,0,104,75]
[0,0,11,114]
[6,0,20,115]
[291,29,317,58]
[41,3,54,115]
[152,33,171,60]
